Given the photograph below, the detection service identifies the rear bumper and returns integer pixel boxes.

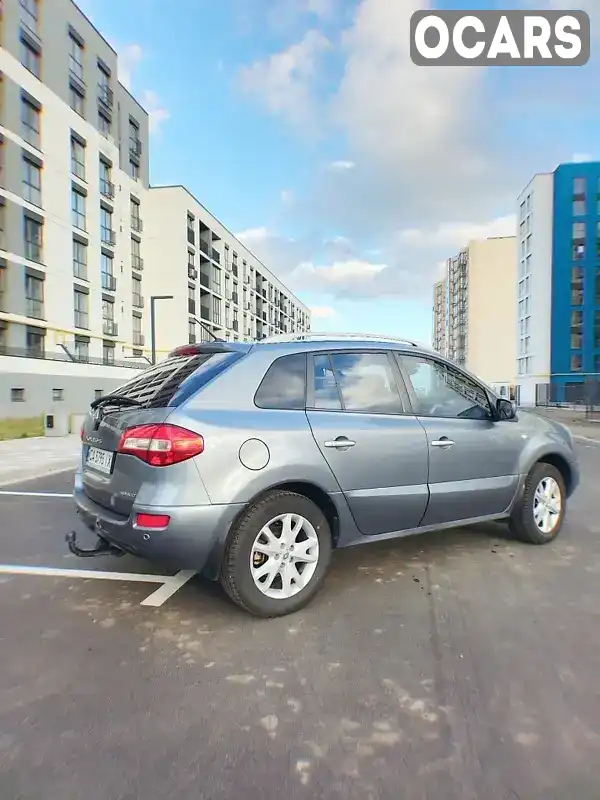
[73,472,245,574]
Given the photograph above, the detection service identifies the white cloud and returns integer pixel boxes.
[395,215,517,250]
[140,89,171,136]
[238,29,330,127]
[237,227,271,242]
[328,160,355,170]
[310,304,338,319]
[117,43,143,91]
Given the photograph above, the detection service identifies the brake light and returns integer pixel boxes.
[135,513,171,529]
[117,423,204,466]
[169,344,201,357]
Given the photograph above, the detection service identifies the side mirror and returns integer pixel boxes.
[496,398,516,420]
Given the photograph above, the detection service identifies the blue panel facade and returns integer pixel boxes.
[550,162,600,397]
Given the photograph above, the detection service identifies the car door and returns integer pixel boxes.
[305,350,429,537]
[395,352,524,527]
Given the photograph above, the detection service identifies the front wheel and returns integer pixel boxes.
[220,490,332,617]
[508,463,566,544]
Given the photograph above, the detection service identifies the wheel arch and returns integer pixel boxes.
[534,452,574,496]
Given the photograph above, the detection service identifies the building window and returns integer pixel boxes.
[572,222,586,259]
[25,274,44,318]
[101,252,115,290]
[99,159,114,199]
[573,199,586,216]
[70,84,85,116]
[132,276,142,307]
[129,160,139,181]
[101,207,114,244]
[21,97,41,148]
[23,214,43,262]
[571,266,584,305]
[26,327,44,356]
[71,136,85,179]
[188,319,196,344]
[71,188,86,230]
[212,295,221,325]
[52,388,64,401]
[20,37,40,78]
[571,354,582,372]
[74,338,89,362]
[69,34,84,79]
[22,157,41,206]
[103,341,115,364]
[574,177,586,195]
[73,238,87,280]
[131,237,142,270]
[74,289,89,329]
[98,111,111,137]
[130,197,142,231]
[11,387,25,402]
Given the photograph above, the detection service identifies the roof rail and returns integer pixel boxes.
[260,332,431,348]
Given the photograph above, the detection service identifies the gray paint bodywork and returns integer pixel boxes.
[75,338,580,578]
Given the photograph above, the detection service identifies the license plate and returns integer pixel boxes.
[85,446,114,474]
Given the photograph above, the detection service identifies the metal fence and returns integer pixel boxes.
[535,376,600,420]
[0,345,148,370]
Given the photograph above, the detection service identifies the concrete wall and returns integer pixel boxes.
[466,236,517,385]
[0,357,141,419]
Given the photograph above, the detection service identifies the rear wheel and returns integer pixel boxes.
[220,490,332,617]
[508,462,566,544]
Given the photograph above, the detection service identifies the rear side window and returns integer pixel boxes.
[254,353,307,410]
[112,351,244,408]
[312,351,404,414]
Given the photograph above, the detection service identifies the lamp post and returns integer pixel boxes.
[150,295,173,365]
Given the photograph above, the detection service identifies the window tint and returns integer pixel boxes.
[312,351,403,414]
[313,353,342,410]
[398,355,491,419]
[254,353,307,410]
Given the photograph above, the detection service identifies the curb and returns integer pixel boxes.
[0,462,78,488]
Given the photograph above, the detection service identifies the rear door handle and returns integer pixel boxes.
[431,438,455,448]
[324,437,356,449]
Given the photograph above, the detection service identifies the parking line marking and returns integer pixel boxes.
[0,491,72,498]
[140,570,197,607]
[0,564,168,583]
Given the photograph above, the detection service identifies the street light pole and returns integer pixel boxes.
[150,295,174,365]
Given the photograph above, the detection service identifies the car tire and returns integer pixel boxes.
[220,490,333,618]
[508,462,566,545]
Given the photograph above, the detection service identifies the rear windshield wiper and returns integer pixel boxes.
[90,394,143,410]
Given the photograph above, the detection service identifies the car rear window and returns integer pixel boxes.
[112,351,245,408]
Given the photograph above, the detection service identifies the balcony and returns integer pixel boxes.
[26,298,44,319]
[101,273,117,291]
[188,267,198,281]
[132,333,145,346]
[102,319,118,336]
[199,272,210,288]
[98,83,114,110]
[188,299,196,314]
[132,295,144,309]
[199,239,211,257]
[200,307,210,321]
[100,179,115,200]
[212,249,220,264]
[129,137,142,158]
[101,228,116,246]
[131,215,143,233]
[132,255,144,271]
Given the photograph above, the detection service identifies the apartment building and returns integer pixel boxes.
[433,236,517,390]
[144,186,311,359]
[515,162,600,405]
[432,277,446,356]
[0,0,150,371]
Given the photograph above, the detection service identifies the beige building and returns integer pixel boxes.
[432,236,517,390]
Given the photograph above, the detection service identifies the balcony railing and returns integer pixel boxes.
[100,179,115,200]
[131,215,143,233]
[132,333,145,346]
[98,84,114,110]
[188,267,198,280]
[129,138,142,158]
[101,273,117,291]
[0,344,147,369]
[199,239,211,256]
[131,255,144,271]
[69,68,86,95]
[102,319,118,336]
[26,298,44,319]
[132,295,144,309]
[101,228,116,246]
[212,249,220,264]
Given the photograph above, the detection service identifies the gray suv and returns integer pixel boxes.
[72,334,579,617]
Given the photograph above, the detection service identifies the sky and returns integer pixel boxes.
[78,0,600,344]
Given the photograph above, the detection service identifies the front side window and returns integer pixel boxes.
[398,355,491,420]
[312,351,404,414]
[255,353,307,410]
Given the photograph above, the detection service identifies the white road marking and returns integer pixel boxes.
[574,435,600,445]
[0,491,72,498]
[140,570,197,607]
[0,564,197,606]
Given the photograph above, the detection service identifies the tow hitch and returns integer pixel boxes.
[66,530,125,558]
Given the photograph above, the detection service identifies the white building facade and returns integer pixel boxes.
[144,186,311,360]
[515,173,554,406]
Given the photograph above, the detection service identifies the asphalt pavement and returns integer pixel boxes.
[2,443,600,799]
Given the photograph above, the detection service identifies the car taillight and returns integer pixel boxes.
[117,423,204,466]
